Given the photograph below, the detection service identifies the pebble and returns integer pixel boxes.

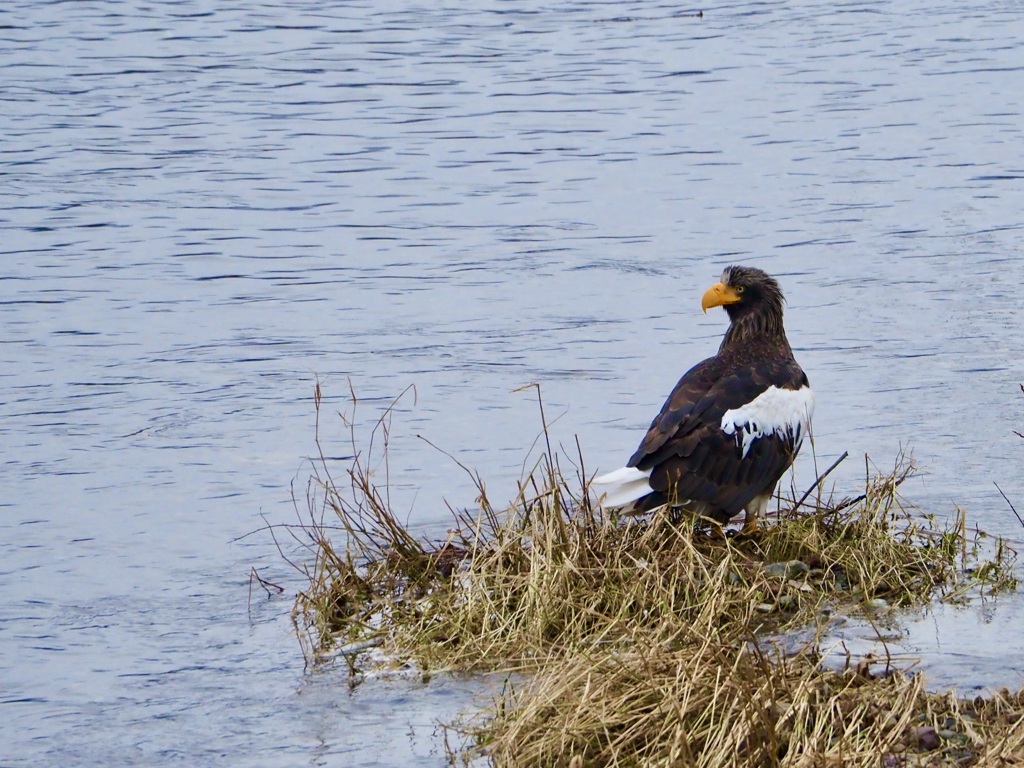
[764,560,810,579]
[756,602,775,614]
[788,579,814,593]
[907,725,940,750]
[864,598,888,611]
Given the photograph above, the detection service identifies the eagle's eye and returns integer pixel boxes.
[735,285,745,294]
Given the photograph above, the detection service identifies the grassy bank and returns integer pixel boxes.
[290,385,1020,766]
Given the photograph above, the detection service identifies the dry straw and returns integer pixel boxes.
[288,383,1022,767]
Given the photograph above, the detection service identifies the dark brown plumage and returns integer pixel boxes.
[592,266,814,531]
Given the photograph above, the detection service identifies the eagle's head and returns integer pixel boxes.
[701,265,787,344]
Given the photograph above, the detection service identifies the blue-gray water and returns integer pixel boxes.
[2,1,1024,764]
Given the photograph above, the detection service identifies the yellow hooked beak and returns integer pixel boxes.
[701,281,743,314]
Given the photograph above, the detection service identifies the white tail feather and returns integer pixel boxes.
[590,466,653,509]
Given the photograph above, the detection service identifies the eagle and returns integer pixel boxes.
[591,266,814,532]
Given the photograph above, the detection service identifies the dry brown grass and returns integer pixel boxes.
[288,383,1020,766]
[475,636,1024,768]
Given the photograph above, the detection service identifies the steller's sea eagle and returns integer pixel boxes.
[591,266,814,532]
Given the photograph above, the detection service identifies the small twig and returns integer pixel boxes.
[514,383,554,464]
[251,566,284,595]
[994,482,1024,529]
[794,451,849,510]
[247,566,285,619]
[1015,385,1023,437]
[417,433,481,485]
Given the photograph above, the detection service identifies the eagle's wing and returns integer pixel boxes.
[624,355,813,517]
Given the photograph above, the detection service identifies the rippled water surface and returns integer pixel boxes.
[3,0,1024,764]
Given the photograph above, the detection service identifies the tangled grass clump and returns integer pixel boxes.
[287,384,1020,767]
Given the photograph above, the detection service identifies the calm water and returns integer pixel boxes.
[3,0,1024,764]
